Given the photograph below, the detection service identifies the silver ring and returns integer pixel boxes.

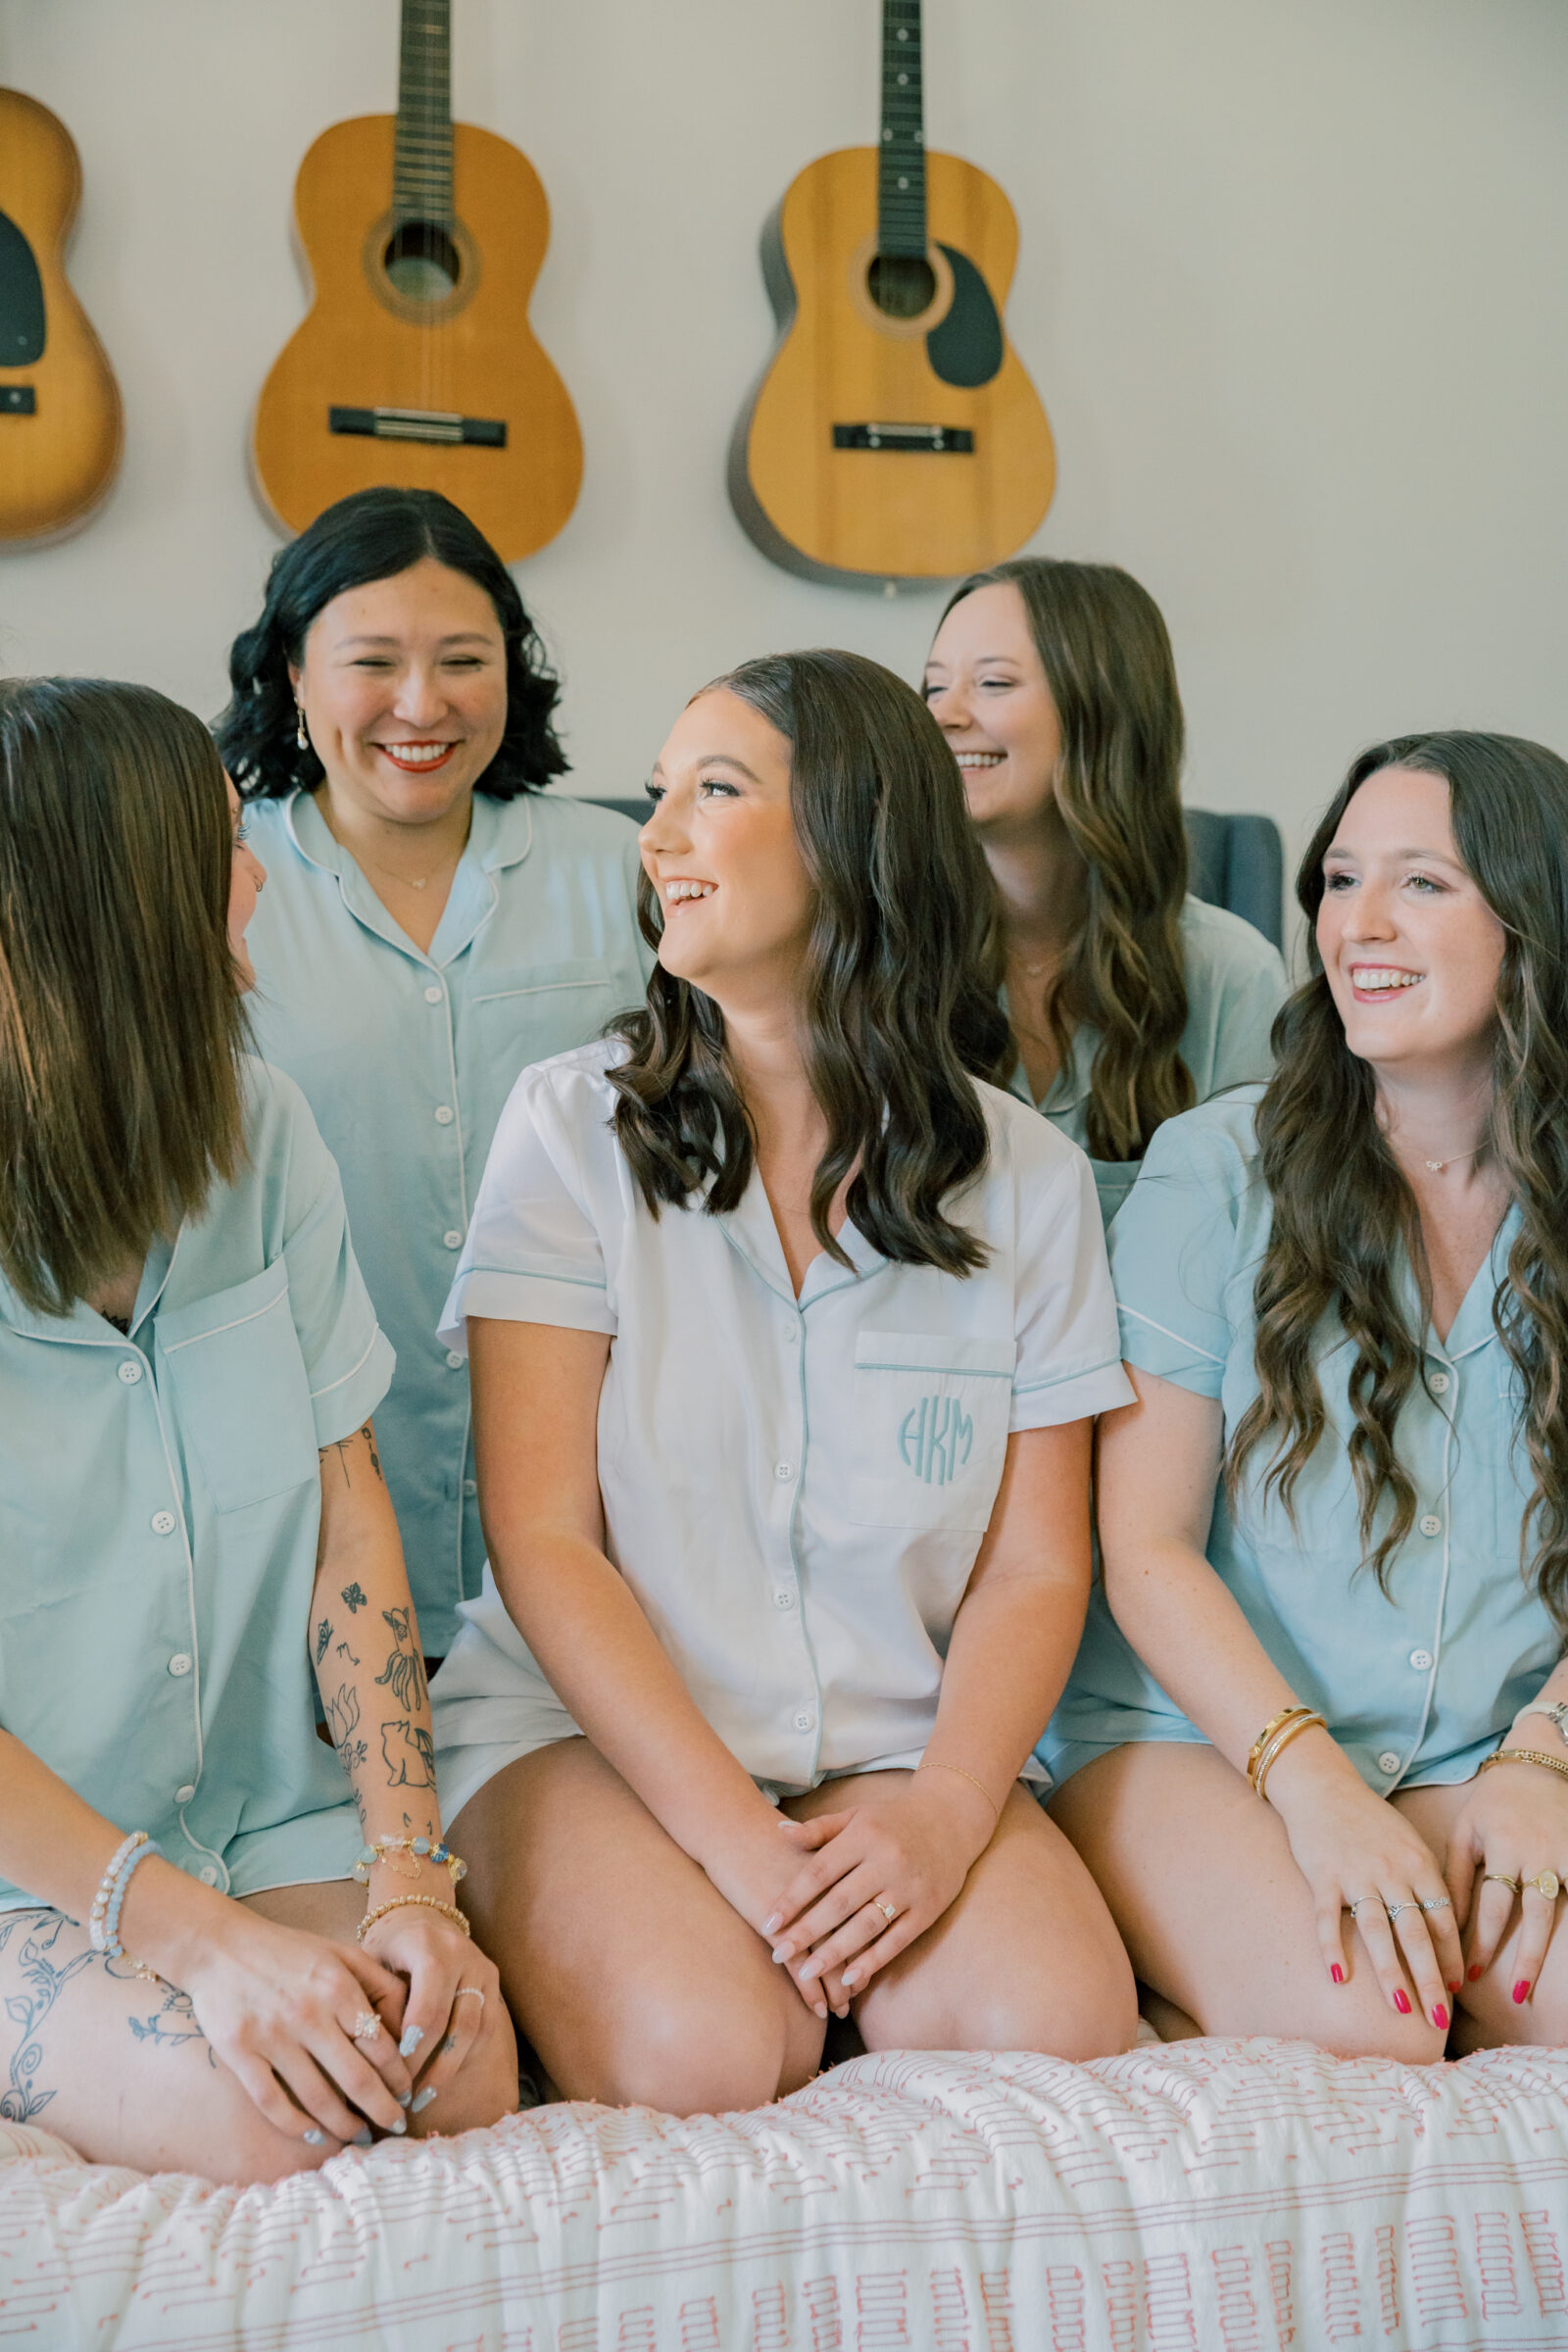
[1385,1901,1418,1921]
[351,2010,382,2043]
[451,1985,486,2006]
[1419,1895,1453,1914]
[874,1898,898,1924]
[1348,1896,1385,1915]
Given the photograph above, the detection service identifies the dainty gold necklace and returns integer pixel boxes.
[1420,1143,1484,1175]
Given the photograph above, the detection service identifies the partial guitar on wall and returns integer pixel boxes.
[0,87,123,547]
[728,0,1054,589]
[252,0,581,563]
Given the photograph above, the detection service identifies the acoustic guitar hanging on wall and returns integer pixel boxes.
[729,0,1054,589]
[252,0,581,563]
[0,86,122,547]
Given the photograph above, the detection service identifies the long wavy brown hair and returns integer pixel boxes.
[937,558,1192,1161]
[1228,731,1568,1631]
[609,651,1011,1276]
[0,678,249,1316]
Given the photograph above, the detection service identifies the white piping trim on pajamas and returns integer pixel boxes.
[309,1325,382,1401]
[465,1265,608,1291]
[855,1359,1012,1379]
[1118,1304,1226,1367]
[469,978,607,1004]
[162,1280,288,1353]
[1012,1352,1125,1393]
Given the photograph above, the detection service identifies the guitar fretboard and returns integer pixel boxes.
[877,0,926,258]
[393,0,454,223]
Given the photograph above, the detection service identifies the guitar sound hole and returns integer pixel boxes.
[867,253,937,320]
[383,220,462,304]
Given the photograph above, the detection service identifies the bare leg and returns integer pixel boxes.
[242,1881,518,2135]
[1394,1781,1568,2051]
[452,1739,826,2116]
[787,1771,1137,2061]
[1049,1744,1447,2063]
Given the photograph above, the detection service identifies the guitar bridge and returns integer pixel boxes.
[833,422,973,453]
[329,405,506,448]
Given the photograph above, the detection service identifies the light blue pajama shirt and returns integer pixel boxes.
[428,1042,1133,1824]
[0,1060,393,1912]
[242,788,651,1655]
[1008,897,1288,1225]
[1038,1089,1559,1793]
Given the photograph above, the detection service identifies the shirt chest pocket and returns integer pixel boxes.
[466,957,628,1071]
[847,1330,1016,1533]
[157,1265,319,1515]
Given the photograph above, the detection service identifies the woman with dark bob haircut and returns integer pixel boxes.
[425,649,1139,2115]
[922,559,1287,1224]
[218,488,648,1659]
[0,677,514,2182]
[1048,731,1568,2064]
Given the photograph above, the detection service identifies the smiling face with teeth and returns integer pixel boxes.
[640,688,813,1014]
[921,581,1064,832]
[289,556,509,831]
[1317,764,1506,1085]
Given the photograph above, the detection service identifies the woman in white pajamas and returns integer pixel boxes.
[431,650,1138,2115]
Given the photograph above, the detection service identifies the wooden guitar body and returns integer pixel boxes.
[730,146,1054,587]
[252,116,582,561]
[0,88,122,546]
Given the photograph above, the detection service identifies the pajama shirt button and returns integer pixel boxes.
[1378,1750,1402,1776]
[118,1359,143,1384]
[463,1477,477,1496]
[1419,1514,1443,1537]
[774,1461,795,1481]
[198,1866,220,1886]
[151,1510,176,1536]
[434,1104,455,1125]
[169,1653,193,1677]
[443,1230,464,1249]
[774,1592,796,1609]
[1428,1372,1450,1395]
[424,985,443,1004]
[793,1711,815,1732]
[784,1324,799,1344]
[174,1785,196,1804]
[446,1349,465,1369]
[1409,1648,1434,1671]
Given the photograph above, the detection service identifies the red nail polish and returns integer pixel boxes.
[1448,1981,1461,1997]
[1467,1963,1484,1983]
[1330,1964,1345,1984]
[1393,1988,1411,2014]
[1513,1980,1531,2005]
[1432,2004,1448,2029]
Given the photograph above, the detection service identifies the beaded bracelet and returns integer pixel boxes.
[88,1832,147,1953]
[88,1832,163,1969]
[353,1836,467,1886]
[357,1893,471,1943]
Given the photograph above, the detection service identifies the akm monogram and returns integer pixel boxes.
[900,1395,973,1486]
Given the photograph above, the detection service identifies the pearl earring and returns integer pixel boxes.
[295,704,309,752]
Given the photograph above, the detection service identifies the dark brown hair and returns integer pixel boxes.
[0,677,249,1315]
[217,486,566,801]
[937,558,1192,1161]
[1229,731,1568,1630]
[609,650,1012,1275]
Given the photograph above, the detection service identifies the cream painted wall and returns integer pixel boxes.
[1,0,1564,893]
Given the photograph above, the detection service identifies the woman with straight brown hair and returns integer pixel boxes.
[0,677,514,2182]
[429,650,1138,2117]
[922,558,1287,1222]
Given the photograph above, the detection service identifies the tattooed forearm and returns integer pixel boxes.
[380,1718,437,1788]
[374,1607,428,1714]
[361,1424,383,1482]
[324,1683,360,1750]
[340,1581,367,1613]
[321,1439,354,1488]
[314,1617,332,1667]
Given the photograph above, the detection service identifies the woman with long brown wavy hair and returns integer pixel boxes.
[922,559,1287,1222]
[428,650,1138,2114]
[1046,731,1568,2062]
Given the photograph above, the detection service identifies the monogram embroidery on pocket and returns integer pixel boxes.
[900,1395,973,1487]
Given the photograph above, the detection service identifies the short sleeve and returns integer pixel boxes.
[267,1069,395,1445]
[438,1060,617,1356]
[1107,1102,1256,1399]
[1008,1124,1136,1430]
[1205,924,1288,1097]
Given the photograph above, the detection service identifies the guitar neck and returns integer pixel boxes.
[393,0,454,222]
[877,0,926,259]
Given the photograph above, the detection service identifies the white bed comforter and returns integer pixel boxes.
[3,2039,1567,2349]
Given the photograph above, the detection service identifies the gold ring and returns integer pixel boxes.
[351,2011,382,2042]
[874,1898,898,1924]
[451,1985,486,2005]
[1483,1872,1522,1894]
[1524,1870,1562,1902]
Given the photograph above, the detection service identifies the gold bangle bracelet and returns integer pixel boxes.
[1255,1710,1329,1804]
[1247,1706,1316,1791]
[916,1761,1002,1826]
[357,1893,471,1943]
[1479,1747,1568,1786]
